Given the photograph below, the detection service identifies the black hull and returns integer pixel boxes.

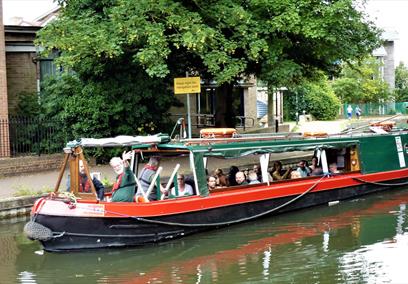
[35,177,408,252]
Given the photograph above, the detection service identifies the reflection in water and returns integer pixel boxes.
[262,248,271,277]
[340,204,408,284]
[1,188,408,283]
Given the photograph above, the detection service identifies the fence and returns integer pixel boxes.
[342,102,408,118]
[170,113,255,132]
[0,116,66,157]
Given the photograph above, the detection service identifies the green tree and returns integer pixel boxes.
[395,62,408,102]
[331,57,391,103]
[38,0,380,129]
[40,64,175,140]
[284,77,340,121]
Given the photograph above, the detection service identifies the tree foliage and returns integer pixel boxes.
[395,62,408,102]
[284,77,340,121]
[42,0,380,86]
[37,0,380,131]
[40,66,174,140]
[331,57,391,103]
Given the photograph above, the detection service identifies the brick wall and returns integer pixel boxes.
[6,52,37,115]
[0,154,64,177]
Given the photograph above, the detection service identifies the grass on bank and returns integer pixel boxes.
[12,186,53,197]
[11,178,114,197]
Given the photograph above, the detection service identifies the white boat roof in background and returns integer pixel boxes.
[66,134,169,148]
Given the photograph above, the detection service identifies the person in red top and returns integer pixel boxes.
[66,159,105,200]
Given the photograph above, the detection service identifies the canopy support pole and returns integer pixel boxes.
[53,153,69,193]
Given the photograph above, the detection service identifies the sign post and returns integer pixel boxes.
[174,75,201,139]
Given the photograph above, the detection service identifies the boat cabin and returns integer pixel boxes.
[56,127,408,202]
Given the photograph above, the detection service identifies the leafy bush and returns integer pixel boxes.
[332,57,392,103]
[394,62,408,102]
[284,79,340,121]
[40,71,175,141]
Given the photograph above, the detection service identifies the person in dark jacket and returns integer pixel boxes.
[228,166,240,186]
[138,157,163,201]
[66,159,105,201]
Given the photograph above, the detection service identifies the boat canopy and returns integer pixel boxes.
[66,134,170,148]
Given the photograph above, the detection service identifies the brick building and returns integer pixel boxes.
[4,25,40,115]
[0,2,10,157]
[373,30,398,90]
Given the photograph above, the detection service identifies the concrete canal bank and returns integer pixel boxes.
[0,195,42,219]
[0,153,65,219]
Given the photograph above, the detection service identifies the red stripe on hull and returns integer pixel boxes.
[37,169,408,218]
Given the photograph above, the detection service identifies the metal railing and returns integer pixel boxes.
[170,113,255,130]
[170,113,215,128]
[341,102,408,118]
[235,116,255,131]
[0,116,66,157]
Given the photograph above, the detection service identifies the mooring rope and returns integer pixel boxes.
[352,177,408,187]
[101,174,329,228]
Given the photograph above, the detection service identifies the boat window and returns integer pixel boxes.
[205,150,316,188]
[323,146,360,173]
[135,152,197,200]
[205,145,361,191]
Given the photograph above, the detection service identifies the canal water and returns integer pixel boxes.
[1,188,408,284]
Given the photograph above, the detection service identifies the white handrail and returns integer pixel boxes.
[145,166,163,198]
[134,175,145,198]
[161,164,180,200]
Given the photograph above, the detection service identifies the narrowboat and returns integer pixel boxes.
[25,124,408,251]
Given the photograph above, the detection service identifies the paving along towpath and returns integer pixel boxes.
[0,116,404,201]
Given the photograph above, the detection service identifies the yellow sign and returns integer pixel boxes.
[174,77,201,94]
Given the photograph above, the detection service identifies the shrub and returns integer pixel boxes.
[284,79,340,121]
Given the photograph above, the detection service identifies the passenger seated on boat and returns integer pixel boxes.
[253,164,262,182]
[110,151,136,202]
[248,171,261,184]
[308,157,323,176]
[170,174,194,197]
[290,170,302,179]
[254,164,273,182]
[235,171,249,186]
[228,166,240,186]
[329,163,340,174]
[214,168,228,187]
[243,168,250,180]
[138,157,164,201]
[296,160,311,177]
[309,156,318,172]
[207,176,217,191]
[66,159,105,201]
[271,161,292,180]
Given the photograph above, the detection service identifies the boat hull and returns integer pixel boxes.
[31,174,408,252]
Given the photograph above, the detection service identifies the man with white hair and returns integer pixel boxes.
[138,156,162,201]
[110,151,136,202]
